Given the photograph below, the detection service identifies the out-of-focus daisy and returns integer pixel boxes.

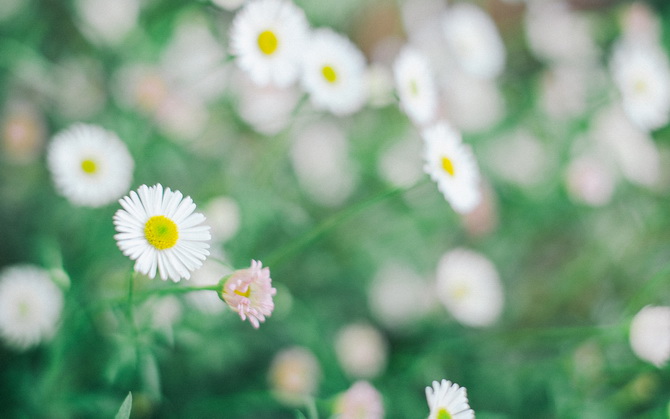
[393,46,438,125]
[484,129,550,188]
[75,0,139,45]
[269,346,321,406]
[591,104,660,188]
[442,70,504,133]
[203,196,241,244]
[441,3,505,80]
[0,265,64,351]
[525,0,597,65]
[290,120,358,206]
[377,133,424,188]
[1,100,46,164]
[621,2,661,45]
[335,323,388,379]
[229,0,308,87]
[301,28,368,116]
[426,379,474,419]
[220,260,276,329]
[539,65,589,121]
[333,381,384,419]
[422,122,481,214]
[610,40,670,132]
[113,184,211,282]
[629,305,670,367]
[435,248,503,327]
[368,263,434,332]
[47,123,134,207]
[565,153,617,207]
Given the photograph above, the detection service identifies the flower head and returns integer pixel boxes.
[113,184,211,282]
[0,265,64,350]
[334,381,384,419]
[435,248,504,327]
[229,0,309,87]
[221,260,276,328]
[301,28,367,116]
[47,123,134,207]
[629,305,670,367]
[393,46,438,126]
[426,379,474,419]
[422,122,481,214]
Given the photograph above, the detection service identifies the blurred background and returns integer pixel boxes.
[2,0,670,417]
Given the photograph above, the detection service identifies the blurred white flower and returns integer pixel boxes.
[1,100,45,164]
[203,196,241,244]
[393,46,438,126]
[591,104,660,188]
[629,306,670,367]
[442,70,505,133]
[113,64,169,114]
[525,0,598,65]
[212,0,247,11]
[621,2,661,45]
[377,134,424,188]
[0,265,64,351]
[565,153,617,207]
[610,39,670,132]
[301,29,367,116]
[335,323,388,379]
[422,122,481,214]
[365,63,395,108]
[154,92,210,142]
[221,260,276,329]
[333,381,384,419]
[367,263,433,331]
[539,65,589,121]
[233,69,301,135]
[441,3,505,80]
[484,129,549,188]
[435,248,503,327]
[113,184,211,282]
[229,0,308,87]
[290,120,357,206]
[47,123,134,207]
[426,379,474,419]
[269,346,321,406]
[75,0,139,45]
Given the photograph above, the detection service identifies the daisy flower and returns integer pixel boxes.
[333,381,384,419]
[441,3,506,80]
[393,46,438,126]
[229,0,309,87]
[422,122,481,214]
[435,248,504,327]
[113,184,211,282]
[426,379,474,419]
[629,305,670,367]
[334,323,388,379]
[268,346,321,406]
[221,260,276,328]
[47,123,134,207]
[301,28,367,116]
[0,265,64,350]
[610,39,670,131]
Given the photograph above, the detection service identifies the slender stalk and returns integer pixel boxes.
[265,182,424,268]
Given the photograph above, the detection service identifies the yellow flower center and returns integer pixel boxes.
[409,79,419,96]
[258,30,278,55]
[451,283,470,301]
[234,287,251,298]
[144,215,179,250]
[441,156,455,177]
[81,159,97,174]
[321,65,338,83]
[436,408,453,419]
[634,78,648,94]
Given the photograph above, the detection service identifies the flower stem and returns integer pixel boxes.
[264,181,425,268]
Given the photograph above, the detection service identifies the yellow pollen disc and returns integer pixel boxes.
[144,215,179,250]
[634,79,648,94]
[451,283,470,301]
[321,65,338,83]
[409,79,419,96]
[441,156,455,177]
[437,408,453,419]
[81,159,97,174]
[234,287,251,298]
[258,30,278,55]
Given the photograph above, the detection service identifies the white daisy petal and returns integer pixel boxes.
[113,184,211,282]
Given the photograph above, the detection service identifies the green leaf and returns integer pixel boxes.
[114,392,132,419]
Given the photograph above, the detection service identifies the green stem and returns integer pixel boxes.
[264,182,424,268]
